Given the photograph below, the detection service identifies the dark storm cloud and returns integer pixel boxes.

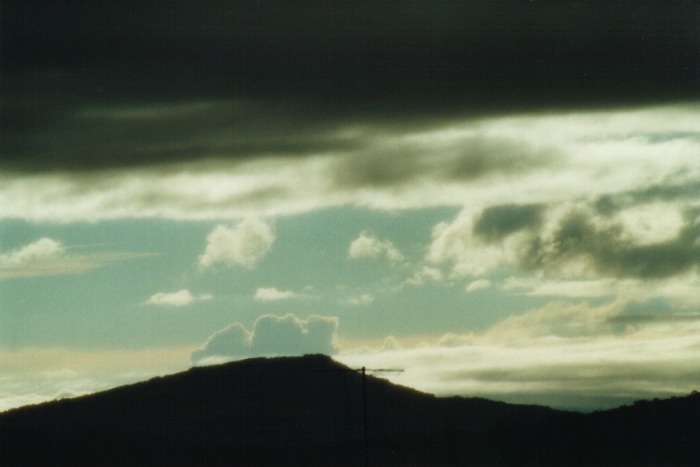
[521,210,700,279]
[2,1,698,172]
[474,204,544,241]
[0,99,367,171]
[4,1,697,94]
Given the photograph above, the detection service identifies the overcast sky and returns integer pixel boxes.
[2,1,699,412]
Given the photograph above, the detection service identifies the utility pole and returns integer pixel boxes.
[320,366,403,467]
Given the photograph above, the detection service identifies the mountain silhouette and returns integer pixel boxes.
[1,354,698,466]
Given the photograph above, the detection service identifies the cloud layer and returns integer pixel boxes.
[339,299,700,410]
[3,1,697,177]
[3,104,696,222]
[192,314,339,364]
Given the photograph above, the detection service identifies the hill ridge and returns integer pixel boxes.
[1,354,698,466]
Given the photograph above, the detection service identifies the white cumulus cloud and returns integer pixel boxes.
[192,313,339,364]
[348,231,404,263]
[199,217,275,269]
[403,266,445,286]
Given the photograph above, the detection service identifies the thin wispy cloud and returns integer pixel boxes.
[145,290,212,307]
[339,300,700,410]
[466,279,491,293]
[348,294,375,306]
[254,287,302,302]
[403,266,445,287]
[0,238,154,279]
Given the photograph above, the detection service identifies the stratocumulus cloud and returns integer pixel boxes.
[192,314,339,364]
[1,105,698,221]
[199,218,275,269]
[338,299,700,410]
[429,191,700,284]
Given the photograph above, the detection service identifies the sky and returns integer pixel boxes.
[1,1,699,412]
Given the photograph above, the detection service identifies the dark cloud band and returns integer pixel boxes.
[2,1,699,172]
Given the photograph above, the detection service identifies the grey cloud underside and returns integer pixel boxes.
[332,136,555,189]
[442,362,700,391]
[520,209,700,279]
[474,204,545,241]
[2,1,699,172]
[1,100,366,172]
[2,91,556,190]
[595,179,700,216]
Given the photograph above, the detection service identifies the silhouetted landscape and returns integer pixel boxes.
[1,354,699,466]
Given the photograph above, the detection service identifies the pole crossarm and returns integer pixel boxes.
[317,367,403,374]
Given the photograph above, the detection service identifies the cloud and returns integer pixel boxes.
[331,134,554,191]
[3,2,697,179]
[191,323,252,364]
[337,300,700,411]
[485,300,622,340]
[473,204,544,241]
[427,209,512,276]
[0,238,152,279]
[0,346,190,412]
[254,287,301,302]
[348,231,404,263]
[429,190,700,283]
[1,104,699,222]
[403,266,445,287]
[192,314,339,364]
[466,279,491,293]
[503,277,614,298]
[145,289,212,307]
[0,237,64,266]
[348,294,375,306]
[519,206,700,279]
[199,218,275,269]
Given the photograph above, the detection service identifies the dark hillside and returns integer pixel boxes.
[1,355,698,466]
